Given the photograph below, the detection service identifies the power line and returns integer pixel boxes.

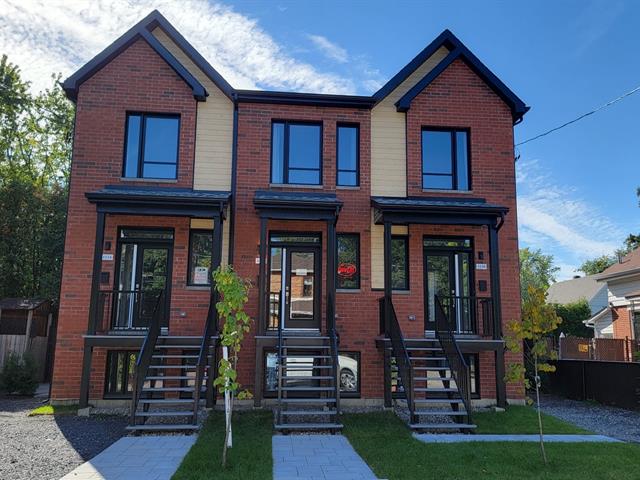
[516,84,640,146]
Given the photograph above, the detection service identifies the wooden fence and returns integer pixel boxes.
[557,336,640,363]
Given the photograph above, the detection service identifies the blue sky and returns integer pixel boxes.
[2,0,638,280]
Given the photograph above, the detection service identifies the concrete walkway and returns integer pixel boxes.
[414,433,621,443]
[60,435,196,480]
[273,435,378,480]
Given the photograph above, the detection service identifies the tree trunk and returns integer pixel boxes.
[534,355,548,465]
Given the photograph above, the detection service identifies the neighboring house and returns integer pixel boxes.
[547,275,609,337]
[589,248,640,340]
[51,10,529,433]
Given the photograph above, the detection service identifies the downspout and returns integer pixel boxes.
[228,94,239,264]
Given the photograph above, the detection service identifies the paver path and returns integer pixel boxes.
[60,435,196,480]
[273,435,378,480]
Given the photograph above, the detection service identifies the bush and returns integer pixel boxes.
[0,352,39,396]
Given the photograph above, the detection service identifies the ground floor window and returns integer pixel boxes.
[104,350,137,398]
[633,311,640,340]
[392,236,409,290]
[337,234,360,290]
[464,353,480,398]
[188,229,212,285]
[338,352,360,396]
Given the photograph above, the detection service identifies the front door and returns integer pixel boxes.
[269,245,320,330]
[114,232,172,330]
[424,241,473,333]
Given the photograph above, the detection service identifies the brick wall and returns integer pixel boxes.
[612,306,633,339]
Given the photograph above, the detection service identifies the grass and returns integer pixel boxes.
[172,410,273,480]
[473,405,590,434]
[343,410,640,480]
[28,404,79,416]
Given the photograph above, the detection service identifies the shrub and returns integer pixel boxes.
[0,352,39,396]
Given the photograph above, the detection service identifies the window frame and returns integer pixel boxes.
[270,120,323,186]
[336,122,360,187]
[104,350,137,399]
[421,127,471,191]
[187,229,213,287]
[122,112,181,180]
[336,233,361,290]
[391,235,410,291]
[464,353,481,398]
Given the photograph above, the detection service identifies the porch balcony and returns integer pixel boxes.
[94,289,165,335]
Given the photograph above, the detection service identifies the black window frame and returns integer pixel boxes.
[336,123,360,187]
[337,233,361,290]
[421,127,471,191]
[391,235,410,291]
[187,229,213,287]
[104,350,137,399]
[270,120,323,186]
[122,112,181,180]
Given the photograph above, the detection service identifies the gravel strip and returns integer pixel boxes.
[0,396,127,480]
[540,394,640,443]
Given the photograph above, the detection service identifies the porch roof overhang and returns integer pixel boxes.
[253,190,343,221]
[371,196,508,227]
[86,185,230,218]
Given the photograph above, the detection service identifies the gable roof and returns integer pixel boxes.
[373,29,529,124]
[63,10,234,102]
[597,248,640,281]
[547,275,606,305]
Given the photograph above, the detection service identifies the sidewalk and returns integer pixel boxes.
[60,435,196,480]
[273,435,378,480]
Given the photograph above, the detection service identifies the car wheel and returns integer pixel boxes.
[340,368,356,391]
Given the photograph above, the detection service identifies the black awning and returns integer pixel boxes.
[86,185,230,217]
[371,196,507,226]
[254,190,342,221]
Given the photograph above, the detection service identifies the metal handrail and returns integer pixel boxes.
[276,299,284,426]
[192,298,218,422]
[97,289,164,332]
[129,290,165,426]
[434,295,472,423]
[436,295,493,337]
[329,327,341,419]
[380,296,414,421]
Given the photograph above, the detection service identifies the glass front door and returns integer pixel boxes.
[424,246,473,333]
[269,246,320,330]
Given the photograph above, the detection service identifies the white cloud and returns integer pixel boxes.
[307,34,348,64]
[0,0,356,94]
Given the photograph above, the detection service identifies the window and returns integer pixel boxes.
[337,124,359,186]
[337,234,360,290]
[188,230,212,286]
[339,352,360,396]
[123,113,180,179]
[464,353,480,398]
[271,121,322,185]
[633,311,640,340]
[392,236,409,290]
[104,350,137,398]
[422,129,469,191]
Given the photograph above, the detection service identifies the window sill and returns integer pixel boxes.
[337,288,361,294]
[371,288,411,295]
[421,188,473,194]
[120,177,178,183]
[336,185,360,190]
[270,183,323,189]
[185,285,211,291]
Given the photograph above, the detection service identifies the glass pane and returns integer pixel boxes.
[288,124,321,171]
[339,353,359,393]
[136,248,168,328]
[456,131,469,190]
[142,162,177,179]
[422,130,452,174]
[289,252,315,320]
[265,352,278,391]
[338,126,358,172]
[115,243,137,329]
[143,116,179,164]
[337,171,357,187]
[337,235,359,289]
[269,247,283,330]
[424,238,471,249]
[391,237,408,290]
[271,122,285,183]
[189,231,212,285]
[426,254,451,323]
[457,252,472,332]
[124,115,141,177]
[423,174,453,190]
[288,168,320,185]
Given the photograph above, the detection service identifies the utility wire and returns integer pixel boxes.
[516,84,640,146]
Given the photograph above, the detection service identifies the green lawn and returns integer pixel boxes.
[172,410,273,480]
[343,410,640,480]
[473,405,590,434]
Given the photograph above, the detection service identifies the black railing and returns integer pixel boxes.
[193,298,218,418]
[436,296,494,337]
[434,295,472,423]
[130,290,165,426]
[329,327,341,417]
[276,301,284,425]
[380,297,414,422]
[96,289,164,333]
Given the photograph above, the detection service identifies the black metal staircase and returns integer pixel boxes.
[274,328,342,432]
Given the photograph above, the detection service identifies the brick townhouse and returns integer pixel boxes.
[52,10,529,433]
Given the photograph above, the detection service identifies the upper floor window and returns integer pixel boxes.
[422,129,469,191]
[337,124,359,187]
[271,121,322,185]
[123,113,180,180]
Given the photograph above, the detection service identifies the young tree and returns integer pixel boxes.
[505,285,562,464]
[212,266,252,469]
[519,248,559,302]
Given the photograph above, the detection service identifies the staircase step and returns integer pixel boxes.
[126,424,199,432]
[135,411,194,417]
[275,423,343,431]
[145,375,196,381]
[281,355,332,359]
[152,354,199,359]
[410,357,446,362]
[281,376,334,381]
[412,366,449,371]
[280,398,337,404]
[156,345,210,350]
[142,387,195,393]
[281,345,330,349]
[409,423,476,430]
[414,387,458,393]
[407,347,443,351]
[148,365,197,370]
[281,386,334,392]
[282,366,333,371]
[281,410,337,416]
[414,398,465,404]
[138,399,194,405]
[283,335,329,340]
[414,376,454,382]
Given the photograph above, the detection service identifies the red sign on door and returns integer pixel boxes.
[338,263,357,278]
